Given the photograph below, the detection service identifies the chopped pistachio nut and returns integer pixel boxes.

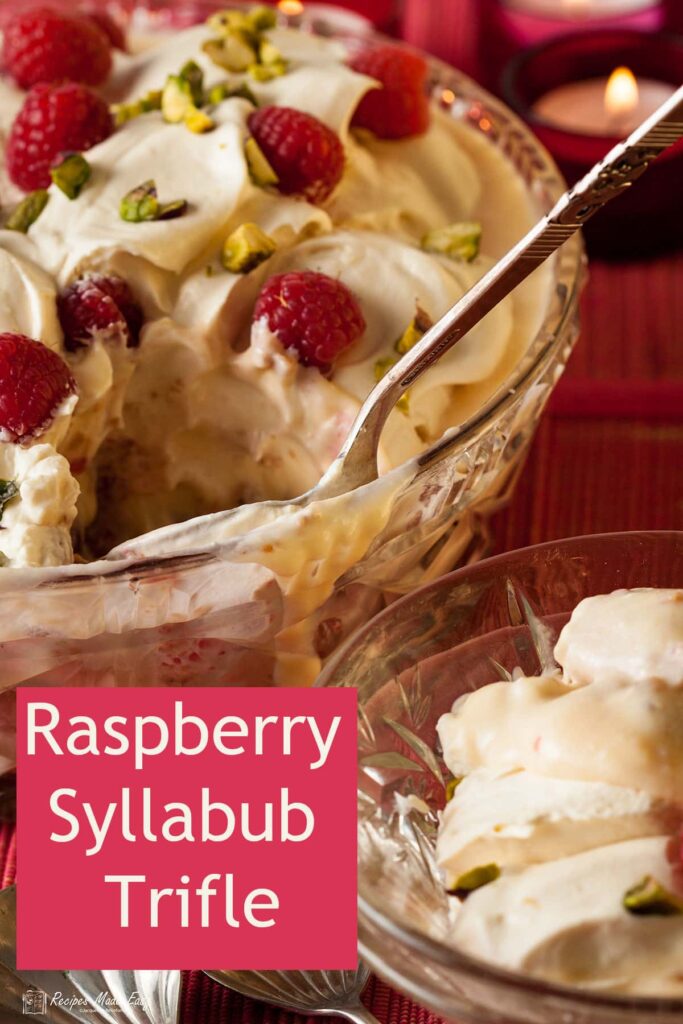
[140,90,163,113]
[50,152,91,200]
[373,356,409,414]
[450,863,501,895]
[6,189,49,233]
[206,81,258,107]
[112,90,162,126]
[204,6,285,77]
[222,222,276,273]
[395,306,433,355]
[207,9,253,35]
[185,107,215,133]
[120,181,188,223]
[162,75,195,123]
[248,58,288,82]
[179,59,204,105]
[120,180,159,222]
[422,221,482,263]
[245,137,279,186]
[247,5,277,30]
[207,5,276,35]
[623,876,683,916]
[203,31,257,73]
[0,480,18,522]
[445,776,463,802]
[157,199,189,220]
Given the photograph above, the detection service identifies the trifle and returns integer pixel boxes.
[0,2,581,691]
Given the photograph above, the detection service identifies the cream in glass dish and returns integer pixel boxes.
[437,586,683,996]
[319,532,683,1023]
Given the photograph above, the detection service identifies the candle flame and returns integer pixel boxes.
[604,66,639,118]
[278,0,304,14]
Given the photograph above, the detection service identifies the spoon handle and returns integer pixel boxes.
[335,84,683,486]
[334,1003,383,1024]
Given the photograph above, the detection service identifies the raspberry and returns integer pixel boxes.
[7,82,113,192]
[58,275,143,351]
[350,44,430,139]
[2,6,112,90]
[247,106,344,205]
[253,271,366,372]
[0,332,76,443]
[81,8,127,51]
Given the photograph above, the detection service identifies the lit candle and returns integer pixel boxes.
[532,65,676,136]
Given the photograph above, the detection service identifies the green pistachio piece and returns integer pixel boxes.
[373,356,409,413]
[6,189,49,232]
[623,876,683,916]
[140,89,163,113]
[203,30,257,72]
[395,306,433,355]
[231,82,259,106]
[248,58,288,81]
[120,180,188,222]
[120,180,160,222]
[0,480,18,523]
[259,39,285,66]
[207,9,253,35]
[450,863,501,894]
[185,107,215,133]
[162,75,195,123]
[50,152,91,200]
[222,222,276,273]
[248,4,277,30]
[158,199,189,220]
[206,82,231,104]
[179,59,205,105]
[112,90,162,126]
[245,137,279,186]
[205,81,259,107]
[445,776,463,802]
[422,221,482,262]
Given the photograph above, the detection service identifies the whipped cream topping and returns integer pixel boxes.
[0,19,550,568]
[436,587,683,995]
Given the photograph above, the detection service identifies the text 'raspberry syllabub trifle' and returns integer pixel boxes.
[0,3,580,689]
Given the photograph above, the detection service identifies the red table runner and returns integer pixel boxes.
[1,254,681,1021]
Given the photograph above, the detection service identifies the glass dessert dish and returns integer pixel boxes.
[318,530,683,1024]
[0,3,582,717]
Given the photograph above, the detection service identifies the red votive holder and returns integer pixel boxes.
[480,0,665,92]
[502,30,683,258]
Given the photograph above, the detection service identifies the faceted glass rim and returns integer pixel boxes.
[319,530,683,1019]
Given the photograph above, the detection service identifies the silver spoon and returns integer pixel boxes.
[205,963,379,1024]
[0,887,181,1024]
[111,83,683,561]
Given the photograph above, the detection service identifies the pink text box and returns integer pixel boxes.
[17,687,357,970]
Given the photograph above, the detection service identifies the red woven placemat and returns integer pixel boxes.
[1,256,681,1022]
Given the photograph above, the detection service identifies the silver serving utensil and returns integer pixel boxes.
[0,887,181,1024]
[111,83,683,561]
[205,963,379,1024]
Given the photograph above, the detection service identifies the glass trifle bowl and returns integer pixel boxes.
[318,530,683,1024]
[0,3,582,740]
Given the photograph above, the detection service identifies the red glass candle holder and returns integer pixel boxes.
[480,0,665,92]
[502,29,683,258]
